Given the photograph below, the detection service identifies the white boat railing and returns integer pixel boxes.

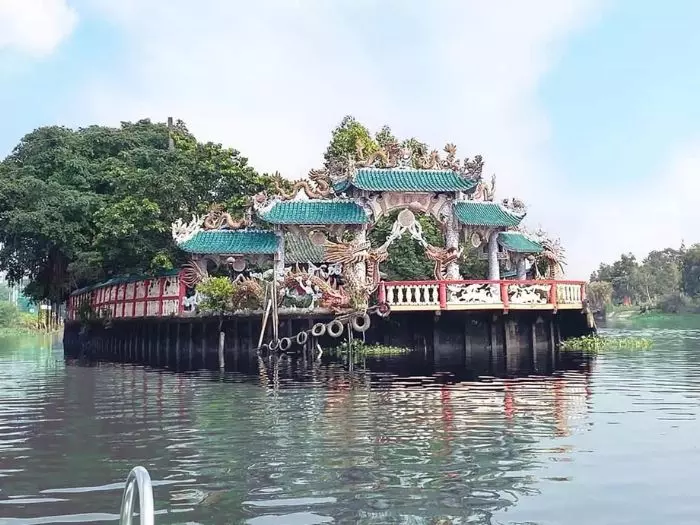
[119,466,155,525]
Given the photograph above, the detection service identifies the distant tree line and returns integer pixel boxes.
[588,244,700,313]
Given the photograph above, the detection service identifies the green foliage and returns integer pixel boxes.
[591,244,700,310]
[324,115,378,167]
[369,212,443,280]
[0,119,275,304]
[586,280,613,311]
[0,301,19,328]
[331,340,411,356]
[196,277,235,314]
[681,244,700,297]
[657,292,700,314]
[561,335,653,351]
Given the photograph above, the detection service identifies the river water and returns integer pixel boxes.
[1,317,700,525]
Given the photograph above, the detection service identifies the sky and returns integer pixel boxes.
[1,0,699,280]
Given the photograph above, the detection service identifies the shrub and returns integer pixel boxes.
[657,292,700,314]
[0,301,19,328]
[196,277,235,314]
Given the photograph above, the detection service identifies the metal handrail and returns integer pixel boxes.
[119,466,155,525]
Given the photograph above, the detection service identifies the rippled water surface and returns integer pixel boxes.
[2,318,700,524]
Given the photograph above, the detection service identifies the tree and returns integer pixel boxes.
[0,119,276,305]
[368,212,444,281]
[681,244,700,298]
[586,281,613,311]
[639,248,682,303]
[324,115,378,169]
[590,253,643,304]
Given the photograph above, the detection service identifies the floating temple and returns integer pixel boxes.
[65,141,594,370]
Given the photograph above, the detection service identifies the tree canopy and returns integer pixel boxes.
[0,119,276,304]
[590,244,700,312]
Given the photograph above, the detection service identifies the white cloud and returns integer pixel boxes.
[0,0,77,57]
[571,139,700,277]
[73,0,610,277]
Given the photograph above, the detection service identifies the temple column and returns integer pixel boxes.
[444,211,461,280]
[354,226,368,283]
[516,257,527,280]
[274,230,285,281]
[487,230,500,281]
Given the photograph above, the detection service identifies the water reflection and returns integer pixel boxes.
[2,325,700,524]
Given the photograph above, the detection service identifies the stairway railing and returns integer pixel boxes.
[119,466,155,525]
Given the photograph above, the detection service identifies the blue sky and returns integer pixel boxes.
[1,0,698,279]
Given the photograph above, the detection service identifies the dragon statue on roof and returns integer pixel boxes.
[274,169,333,200]
[203,203,250,230]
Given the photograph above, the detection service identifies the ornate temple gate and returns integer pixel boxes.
[65,139,592,371]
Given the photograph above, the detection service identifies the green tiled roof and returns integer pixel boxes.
[498,232,543,253]
[285,233,326,264]
[178,230,279,254]
[347,168,478,192]
[258,200,368,225]
[454,201,524,227]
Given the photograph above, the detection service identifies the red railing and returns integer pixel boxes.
[67,273,186,320]
[378,279,586,311]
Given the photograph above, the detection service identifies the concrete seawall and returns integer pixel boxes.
[64,309,593,374]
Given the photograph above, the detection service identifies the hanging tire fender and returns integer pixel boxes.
[326,319,344,338]
[296,331,309,345]
[351,312,371,333]
[311,323,326,337]
[278,337,292,352]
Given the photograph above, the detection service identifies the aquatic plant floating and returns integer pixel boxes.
[561,335,653,351]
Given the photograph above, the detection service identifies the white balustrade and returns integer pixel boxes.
[557,283,582,304]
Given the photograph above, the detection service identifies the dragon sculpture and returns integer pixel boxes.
[322,237,390,311]
[180,259,208,289]
[274,169,333,200]
[471,174,497,201]
[283,267,351,313]
[425,245,463,281]
[230,276,265,310]
[203,204,249,230]
[355,141,412,169]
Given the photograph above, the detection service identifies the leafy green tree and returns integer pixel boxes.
[681,244,700,298]
[590,253,643,304]
[324,115,378,168]
[586,281,613,311]
[636,248,682,303]
[0,119,275,305]
[369,212,444,281]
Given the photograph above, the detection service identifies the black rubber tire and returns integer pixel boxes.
[279,337,292,352]
[327,319,344,338]
[311,323,326,337]
[269,339,279,351]
[351,312,371,333]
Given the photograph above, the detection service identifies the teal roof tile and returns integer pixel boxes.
[350,168,478,192]
[178,230,278,254]
[259,200,368,225]
[285,233,326,264]
[498,232,543,253]
[454,201,523,227]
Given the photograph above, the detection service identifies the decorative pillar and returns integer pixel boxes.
[488,230,500,281]
[274,229,285,281]
[354,226,368,284]
[516,256,527,280]
[444,210,461,280]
